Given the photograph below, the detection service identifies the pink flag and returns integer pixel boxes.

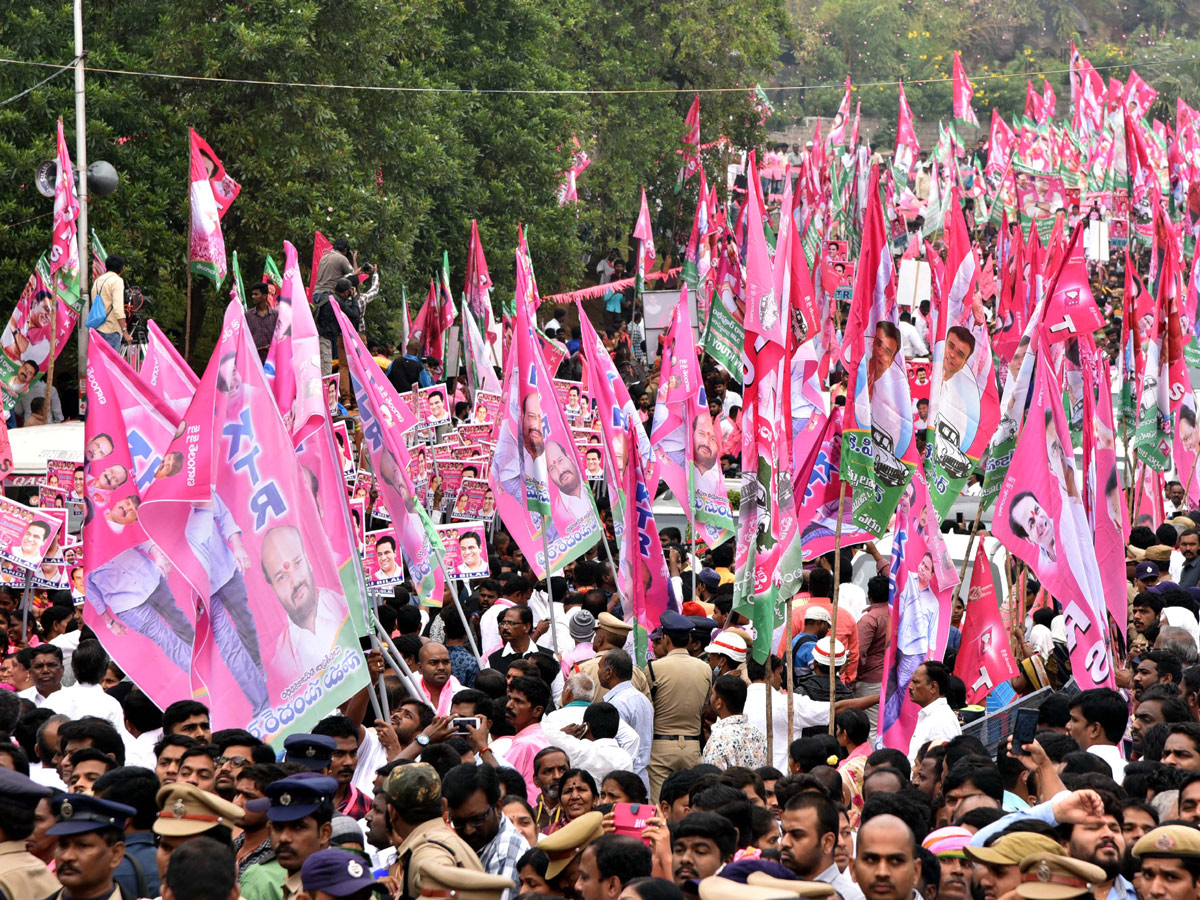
[993,338,1114,691]
[84,335,197,707]
[1124,70,1159,121]
[952,53,979,128]
[849,101,862,151]
[489,242,603,576]
[143,320,199,417]
[333,302,448,607]
[1039,226,1105,345]
[775,174,820,346]
[956,546,1018,706]
[634,188,657,293]
[1042,79,1057,121]
[648,286,734,548]
[677,95,702,187]
[188,129,238,286]
[829,77,853,147]
[269,241,371,635]
[141,301,368,741]
[878,465,959,752]
[308,230,332,303]
[465,219,494,329]
[49,119,80,281]
[894,81,920,183]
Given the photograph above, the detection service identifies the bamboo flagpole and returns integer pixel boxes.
[828,479,847,733]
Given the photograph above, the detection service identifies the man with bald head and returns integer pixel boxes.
[416,642,462,715]
[261,524,349,673]
[853,814,921,900]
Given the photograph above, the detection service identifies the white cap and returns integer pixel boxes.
[803,605,832,625]
[704,631,748,663]
[813,636,847,669]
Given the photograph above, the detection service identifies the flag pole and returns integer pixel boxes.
[956,493,988,587]
[185,191,194,359]
[538,524,561,657]
[45,271,59,413]
[828,479,847,733]
[784,597,795,747]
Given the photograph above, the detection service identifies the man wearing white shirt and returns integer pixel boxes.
[898,311,929,358]
[39,639,130,742]
[907,661,961,764]
[543,672,642,766]
[540,702,633,785]
[598,649,653,791]
[18,645,64,708]
[1065,687,1129,783]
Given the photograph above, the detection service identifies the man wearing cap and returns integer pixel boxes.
[647,610,713,802]
[558,611,596,680]
[705,632,748,680]
[241,774,338,900]
[43,793,137,900]
[152,782,244,884]
[1013,852,1107,900]
[922,827,973,900]
[702,675,766,769]
[382,763,482,900]
[1133,823,1200,900]
[300,847,386,900]
[1138,562,1163,591]
[686,617,720,660]
[795,637,854,702]
[571,614,651,701]
[418,863,516,900]
[536,811,604,896]
[284,735,337,775]
[792,607,832,671]
[964,833,1065,900]
[0,769,59,900]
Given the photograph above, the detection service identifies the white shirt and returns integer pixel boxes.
[29,761,65,791]
[1028,623,1054,659]
[275,588,350,678]
[50,631,82,687]
[744,682,830,772]
[126,729,161,770]
[899,320,929,358]
[542,704,642,765]
[818,862,866,900]
[18,686,58,708]
[1087,744,1127,783]
[540,725,634,785]
[908,697,961,763]
[353,726,389,794]
[48,682,130,739]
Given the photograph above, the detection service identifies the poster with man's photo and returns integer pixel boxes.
[0,499,61,570]
[450,478,493,521]
[436,522,490,578]
[472,390,500,424]
[419,384,451,427]
[364,528,405,587]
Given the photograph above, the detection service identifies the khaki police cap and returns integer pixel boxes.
[1016,852,1108,900]
[152,782,244,837]
[745,872,838,897]
[1133,824,1200,859]
[418,863,514,900]
[596,612,632,637]
[965,833,1065,867]
[537,811,604,879]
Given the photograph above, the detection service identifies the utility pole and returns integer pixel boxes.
[74,0,88,413]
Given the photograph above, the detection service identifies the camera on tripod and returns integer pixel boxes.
[124,286,152,344]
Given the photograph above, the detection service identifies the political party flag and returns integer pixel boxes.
[850,101,862,152]
[956,546,1017,706]
[829,77,853,147]
[50,120,80,288]
[649,285,734,549]
[308,230,332,302]
[140,300,367,740]
[410,279,445,364]
[143,320,199,418]
[926,188,1000,517]
[91,230,108,282]
[676,94,702,191]
[1080,348,1130,632]
[992,338,1114,692]
[83,335,196,707]
[1125,69,1159,121]
[400,283,411,348]
[841,165,916,536]
[439,250,458,330]
[878,465,960,750]
[1131,215,1181,472]
[894,80,920,184]
[633,188,657,297]
[732,153,792,661]
[776,175,820,347]
[230,251,246,308]
[465,219,495,334]
[578,305,669,652]
[188,129,238,286]
[332,301,448,608]
[489,241,602,577]
[952,53,979,128]
[462,297,502,398]
[268,241,371,638]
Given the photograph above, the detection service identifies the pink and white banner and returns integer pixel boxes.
[141,301,366,742]
[956,547,1017,706]
[436,522,491,579]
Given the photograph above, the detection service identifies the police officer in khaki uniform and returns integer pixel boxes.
[536,811,603,896]
[646,610,713,802]
[384,764,482,900]
[1132,824,1200,900]
[152,782,245,883]
[1014,852,1107,900]
[418,864,514,900]
[571,613,651,700]
[0,769,59,900]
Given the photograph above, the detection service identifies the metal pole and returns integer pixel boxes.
[785,597,795,747]
[73,0,89,415]
[374,627,424,701]
[828,479,847,734]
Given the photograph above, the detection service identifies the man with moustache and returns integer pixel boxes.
[779,793,864,900]
[240,774,337,900]
[312,716,371,819]
[42,793,137,900]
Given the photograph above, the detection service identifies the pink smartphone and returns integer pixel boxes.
[612,802,653,845]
